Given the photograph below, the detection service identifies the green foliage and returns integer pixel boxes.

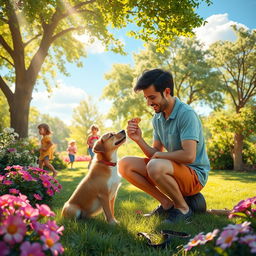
[205,107,256,170]
[51,152,68,170]
[0,128,38,169]
[209,26,256,113]
[69,97,104,154]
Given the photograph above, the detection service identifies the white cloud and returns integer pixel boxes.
[31,82,88,124]
[194,13,248,48]
[74,34,106,54]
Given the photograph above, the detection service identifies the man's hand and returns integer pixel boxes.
[127,118,142,142]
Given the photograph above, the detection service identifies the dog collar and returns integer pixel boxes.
[97,160,117,167]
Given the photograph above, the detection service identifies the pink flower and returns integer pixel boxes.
[0,241,10,256]
[46,220,64,235]
[33,194,42,200]
[224,221,251,234]
[42,179,51,188]
[216,229,238,249]
[0,175,5,181]
[21,205,39,220]
[41,230,64,255]
[202,229,219,244]
[240,234,256,245]
[20,241,44,256]
[47,189,54,196]
[36,204,55,217]
[3,180,13,185]
[12,165,23,170]
[1,215,27,244]
[19,170,33,181]
[9,188,20,194]
[7,148,16,153]
[184,232,205,251]
[250,241,256,253]
[4,166,12,170]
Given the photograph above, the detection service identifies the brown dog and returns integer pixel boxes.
[61,130,126,224]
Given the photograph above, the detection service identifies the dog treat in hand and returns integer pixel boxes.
[132,117,141,124]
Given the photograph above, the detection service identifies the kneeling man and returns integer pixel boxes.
[118,69,210,223]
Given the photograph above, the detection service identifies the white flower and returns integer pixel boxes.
[3,128,14,133]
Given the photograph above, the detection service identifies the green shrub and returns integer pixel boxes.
[0,128,37,169]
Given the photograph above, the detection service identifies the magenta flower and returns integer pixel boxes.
[42,179,51,188]
[46,220,64,235]
[36,204,55,217]
[0,241,10,256]
[0,175,5,181]
[19,171,33,181]
[3,180,13,185]
[2,215,27,244]
[9,188,20,195]
[216,229,239,249]
[4,166,12,170]
[47,189,54,196]
[21,205,39,220]
[11,165,23,170]
[33,194,42,200]
[20,241,44,256]
[41,230,64,255]
[7,148,17,153]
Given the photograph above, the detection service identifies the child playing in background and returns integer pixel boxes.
[38,123,57,177]
[87,124,100,168]
[67,140,77,169]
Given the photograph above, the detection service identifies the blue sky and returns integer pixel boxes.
[31,0,256,125]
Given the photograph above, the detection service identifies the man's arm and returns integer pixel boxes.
[136,138,164,158]
[151,139,197,164]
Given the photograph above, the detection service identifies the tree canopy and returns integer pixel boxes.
[0,0,211,137]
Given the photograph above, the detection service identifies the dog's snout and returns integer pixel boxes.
[120,130,126,135]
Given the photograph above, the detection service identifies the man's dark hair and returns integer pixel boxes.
[134,69,174,96]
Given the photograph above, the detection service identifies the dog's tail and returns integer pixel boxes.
[61,202,85,219]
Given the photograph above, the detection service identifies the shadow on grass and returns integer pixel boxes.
[209,169,256,183]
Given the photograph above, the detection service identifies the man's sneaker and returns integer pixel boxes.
[164,208,193,223]
[143,205,174,217]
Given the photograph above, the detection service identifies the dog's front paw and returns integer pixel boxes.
[109,219,119,225]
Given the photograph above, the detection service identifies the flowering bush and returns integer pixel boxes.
[184,196,256,255]
[0,165,62,206]
[0,128,37,169]
[0,194,64,256]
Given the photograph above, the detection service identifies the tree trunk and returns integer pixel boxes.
[232,132,244,171]
[9,86,32,138]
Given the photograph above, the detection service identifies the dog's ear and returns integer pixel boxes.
[93,139,105,153]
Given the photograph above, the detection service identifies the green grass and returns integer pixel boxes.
[52,162,256,256]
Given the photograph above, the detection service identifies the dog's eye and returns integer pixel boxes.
[109,133,114,138]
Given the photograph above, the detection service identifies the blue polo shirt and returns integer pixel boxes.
[152,97,210,186]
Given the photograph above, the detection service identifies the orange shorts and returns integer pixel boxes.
[144,158,203,196]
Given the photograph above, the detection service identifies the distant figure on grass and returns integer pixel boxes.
[87,124,100,168]
[38,123,57,177]
[67,140,77,169]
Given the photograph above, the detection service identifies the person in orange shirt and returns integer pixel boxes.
[67,140,77,169]
[38,123,57,177]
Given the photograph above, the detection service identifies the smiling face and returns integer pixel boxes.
[93,130,126,155]
[143,85,170,113]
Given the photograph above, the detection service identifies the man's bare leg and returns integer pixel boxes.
[118,156,173,210]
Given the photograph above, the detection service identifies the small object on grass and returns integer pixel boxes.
[137,229,190,248]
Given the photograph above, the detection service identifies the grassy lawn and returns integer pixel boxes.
[52,162,256,256]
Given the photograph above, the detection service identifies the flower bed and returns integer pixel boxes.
[184,196,256,255]
[63,155,91,162]
[0,166,62,206]
[0,194,64,255]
